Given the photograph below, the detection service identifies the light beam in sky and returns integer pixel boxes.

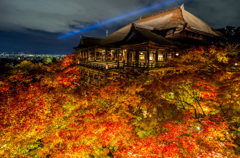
[59,0,180,39]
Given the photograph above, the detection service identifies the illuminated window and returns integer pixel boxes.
[167,53,172,59]
[139,54,145,60]
[158,54,164,61]
[149,54,153,61]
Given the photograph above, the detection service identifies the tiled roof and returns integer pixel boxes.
[102,4,221,45]
[76,4,222,49]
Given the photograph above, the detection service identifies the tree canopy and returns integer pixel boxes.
[0,47,239,157]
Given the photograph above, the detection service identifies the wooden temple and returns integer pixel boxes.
[74,4,222,69]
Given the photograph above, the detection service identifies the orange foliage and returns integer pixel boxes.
[0,47,239,157]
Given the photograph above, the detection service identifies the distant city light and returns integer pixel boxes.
[59,0,180,39]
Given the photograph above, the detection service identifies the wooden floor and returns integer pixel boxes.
[78,61,183,88]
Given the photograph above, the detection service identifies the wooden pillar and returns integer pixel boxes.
[117,50,120,68]
[110,50,112,61]
[113,50,116,61]
[119,50,122,61]
[111,50,114,61]
[126,50,129,66]
[135,50,139,66]
[166,50,169,61]
[146,48,149,67]
[155,49,158,62]
[115,51,118,61]
[101,50,104,61]
[119,50,124,61]
[117,50,120,61]
[87,50,89,61]
[123,49,127,63]
[116,50,119,61]
[105,50,108,61]
[94,49,97,61]
[84,51,86,61]
[132,52,134,62]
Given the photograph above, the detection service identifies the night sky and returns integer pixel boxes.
[0,0,239,54]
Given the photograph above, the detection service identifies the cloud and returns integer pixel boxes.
[0,0,239,35]
[0,0,183,33]
[185,0,240,28]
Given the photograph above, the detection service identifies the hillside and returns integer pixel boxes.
[0,46,239,157]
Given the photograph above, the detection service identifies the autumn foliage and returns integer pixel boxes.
[0,49,239,157]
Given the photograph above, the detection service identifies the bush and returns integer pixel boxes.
[19,60,34,71]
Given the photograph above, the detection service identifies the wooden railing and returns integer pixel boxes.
[79,61,168,70]
[79,61,123,70]
[123,61,167,68]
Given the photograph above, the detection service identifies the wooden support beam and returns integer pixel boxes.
[87,50,90,61]
[105,50,108,61]
[146,48,150,67]
[94,49,97,61]
[116,50,119,61]
[135,50,139,66]
[101,50,104,61]
[155,49,158,63]
[126,50,130,66]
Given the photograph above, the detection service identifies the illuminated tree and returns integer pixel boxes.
[0,48,239,157]
[19,60,35,72]
[43,57,53,64]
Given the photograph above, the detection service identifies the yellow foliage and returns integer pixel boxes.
[19,60,34,71]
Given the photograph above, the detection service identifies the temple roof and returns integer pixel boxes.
[101,4,221,46]
[118,23,184,47]
[75,4,222,49]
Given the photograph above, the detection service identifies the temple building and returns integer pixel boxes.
[74,4,223,68]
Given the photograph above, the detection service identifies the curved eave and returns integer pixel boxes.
[180,6,221,37]
[184,26,216,37]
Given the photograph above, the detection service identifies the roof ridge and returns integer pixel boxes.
[132,23,154,30]
[179,3,187,26]
[181,9,219,36]
[140,5,181,20]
